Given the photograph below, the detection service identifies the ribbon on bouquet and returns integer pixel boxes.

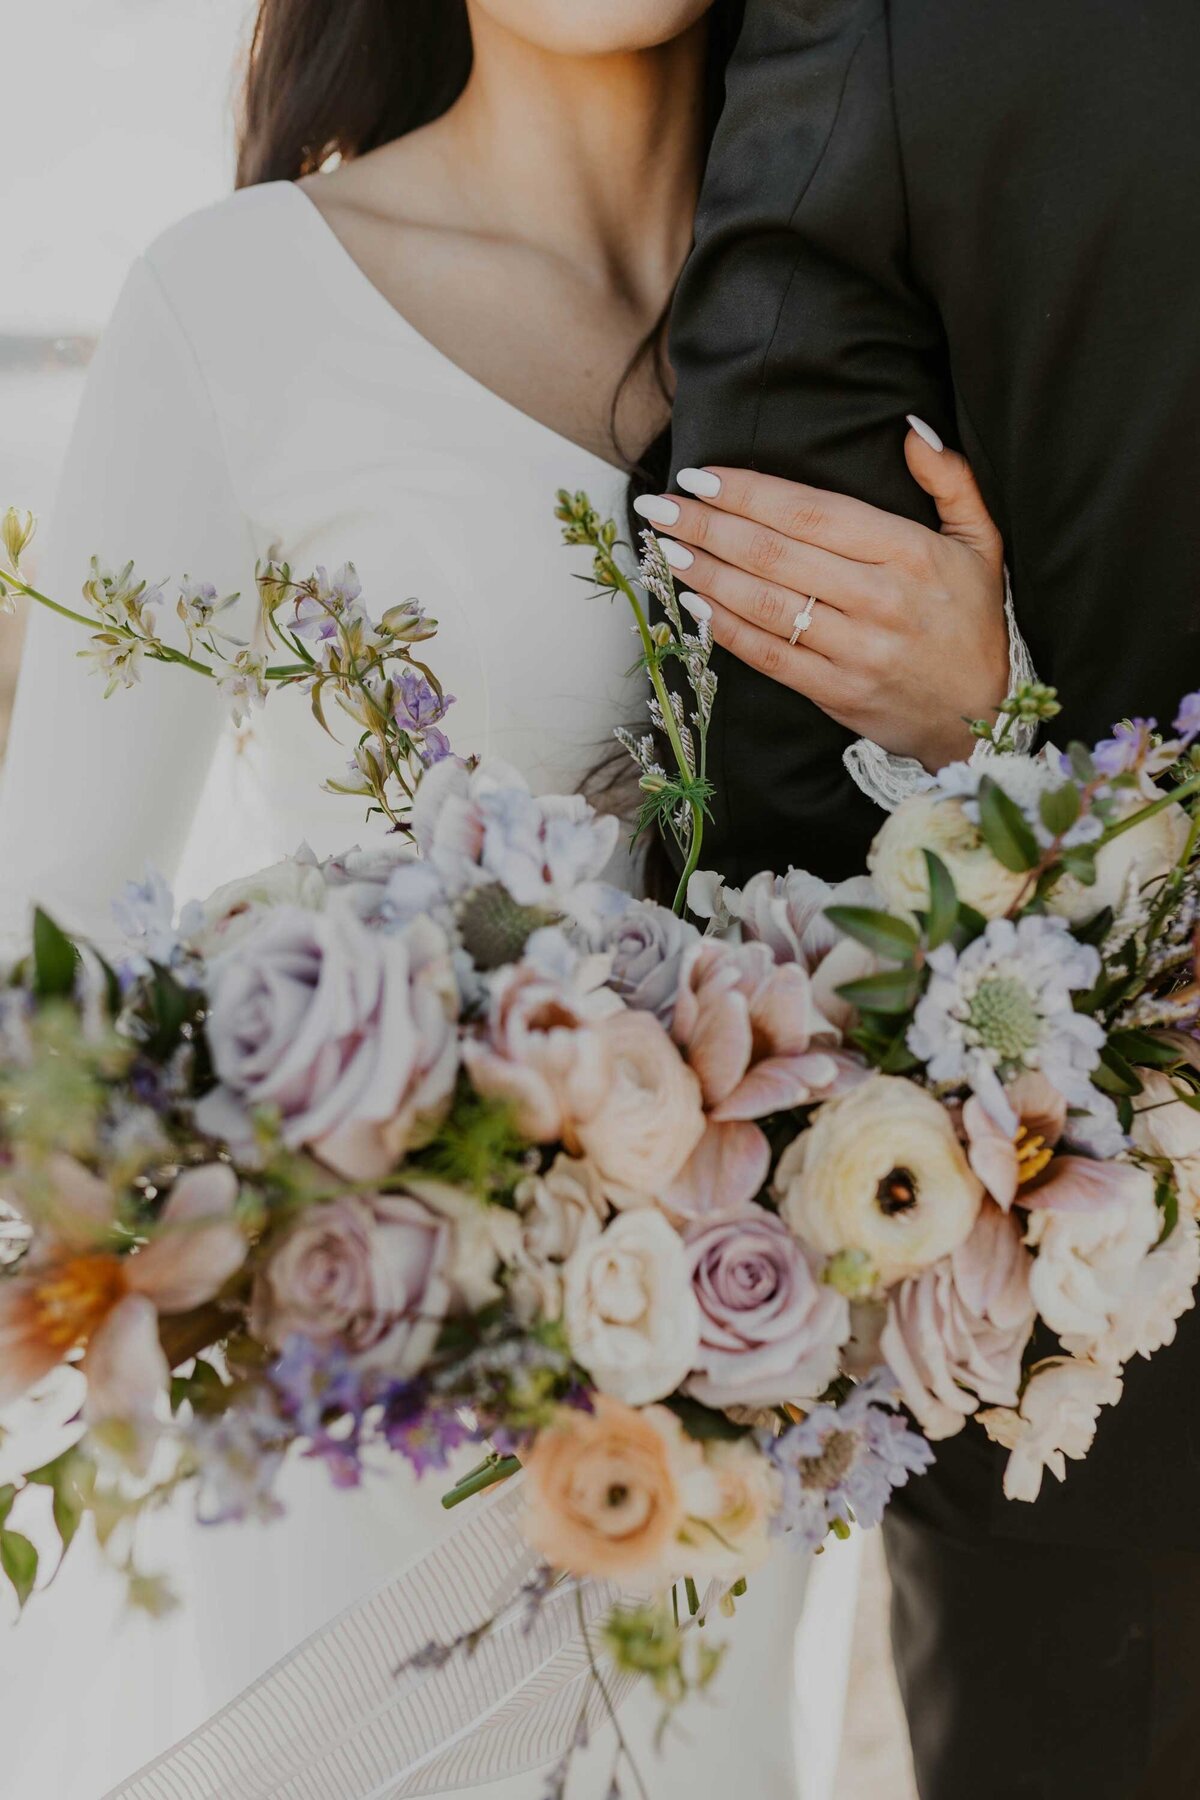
[102,1476,643,1800]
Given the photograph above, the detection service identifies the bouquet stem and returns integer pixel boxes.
[440,1453,522,1510]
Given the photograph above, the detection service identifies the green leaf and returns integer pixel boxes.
[1059,844,1098,887]
[1108,1029,1190,1071]
[1067,743,1097,784]
[1155,1170,1180,1249]
[1039,782,1082,838]
[0,1528,38,1610]
[977,776,1040,872]
[957,901,989,938]
[25,1445,96,1560]
[1094,1044,1145,1097]
[142,962,195,1061]
[170,1358,226,1417]
[824,905,919,962]
[0,1485,15,1530]
[31,907,78,999]
[922,851,958,950]
[836,968,922,1016]
[663,1394,751,1443]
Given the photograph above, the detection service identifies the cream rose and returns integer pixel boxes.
[776,1075,983,1289]
[187,854,328,956]
[563,1209,700,1404]
[1046,797,1190,925]
[1131,1069,1200,1213]
[507,1154,609,1322]
[574,1010,706,1208]
[674,1436,781,1582]
[868,791,1028,920]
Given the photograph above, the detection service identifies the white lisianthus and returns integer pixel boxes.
[775,1075,983,1289]
[507,1154,609,1323]
[1099,1214,1200,1365]
[979,1358,1123,1502]
[674,1436,781,1582]
[563,1209,700,1405]
[867,791,1028,920]
[187,853,328,956]
[1046,798,1190,925]
[1024,1170,1161,1357]
[1131,1070,1200,1214]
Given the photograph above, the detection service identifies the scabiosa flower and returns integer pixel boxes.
[907,915,1105,1135]
[766,1368,934,1550]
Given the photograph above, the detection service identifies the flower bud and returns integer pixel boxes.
[2,507,36,570]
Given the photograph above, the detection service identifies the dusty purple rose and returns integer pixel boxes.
[251,1192,453,1376]
[591,900,700,1026]
[684,1210,850,1409]
[196,900,458,1179]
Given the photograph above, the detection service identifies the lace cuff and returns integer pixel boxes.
[843,569,1037,811]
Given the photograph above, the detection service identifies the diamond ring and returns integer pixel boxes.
[789,596,818,645]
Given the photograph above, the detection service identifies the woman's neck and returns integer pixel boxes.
[443,15,709,312]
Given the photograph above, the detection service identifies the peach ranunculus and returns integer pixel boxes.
[574,1010,706,1207]
[0,1156,246,1448]
[963,1070,1156,1216]
[522,1395,694,1584]
[667,940,863,1216]
[461,957,619,1145]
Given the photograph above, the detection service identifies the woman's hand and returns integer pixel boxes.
[632,420,1009,773]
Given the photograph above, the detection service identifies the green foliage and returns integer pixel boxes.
[1093,1043,1146,1097]
[0,1527,38,1611]
[921,851,959,950]
[25,1444,97,1562]
[836,967,923,1016]
[31,907,78,998]
[823,905,919,962]
[1038,782,1082,839]
[977,775,1039,872]
[663,1393,752,1443]
[415,1082,529,1204]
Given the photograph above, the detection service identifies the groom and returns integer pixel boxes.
[669,2,1200,1796]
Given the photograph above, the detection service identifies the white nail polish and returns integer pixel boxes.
[906,414,945,453]
[658,537,695,572]
[632,494,681,527]
[676,467,722,499]
[679,591,713,623]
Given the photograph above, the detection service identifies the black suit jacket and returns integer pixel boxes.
[670,0,1200,1547]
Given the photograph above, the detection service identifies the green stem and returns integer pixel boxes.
[440,1454,521,1510]
[609,562,705,916]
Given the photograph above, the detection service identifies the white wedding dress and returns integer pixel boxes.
[0,182,859,1800]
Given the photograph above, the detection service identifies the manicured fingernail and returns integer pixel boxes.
[632,494,681,527]
[676,467,722,498]
[679,591,712,622]
[906,414,944,453]
[658,537,694,572]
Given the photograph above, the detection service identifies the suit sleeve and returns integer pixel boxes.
[668,0,953,881]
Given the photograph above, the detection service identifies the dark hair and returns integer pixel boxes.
[237,0,744,896]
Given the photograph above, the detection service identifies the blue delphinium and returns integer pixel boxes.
[766,1369,934,1551]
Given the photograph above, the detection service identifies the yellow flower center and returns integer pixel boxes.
[1015,1128,1054,1186]
[32,1254,126,1351]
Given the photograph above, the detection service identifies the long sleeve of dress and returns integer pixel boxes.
[0,254,257,952]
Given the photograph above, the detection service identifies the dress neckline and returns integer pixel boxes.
[280,180,629,480]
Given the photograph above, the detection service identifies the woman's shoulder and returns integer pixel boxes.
[141,181,306,311]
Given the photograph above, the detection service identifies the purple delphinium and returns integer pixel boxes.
[765,1368,934,1551]
[380,1384,476,1477]
[1175,691,1200,743]
[1090,718,1161,779]
[417,726,455,768]
[270,1335,374,1487]
[393,671,455,734]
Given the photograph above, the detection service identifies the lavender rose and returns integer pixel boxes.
[252,1179,509,1376]
[684,1210,850,1410]
[589,900,700,1026]
[196,900,459,1180]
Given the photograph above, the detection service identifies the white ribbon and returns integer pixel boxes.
[102,1478,641,1800]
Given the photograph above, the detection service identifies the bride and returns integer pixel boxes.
[0,2,1016,1795]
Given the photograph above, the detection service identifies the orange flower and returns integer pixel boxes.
[522,1396,693,1585]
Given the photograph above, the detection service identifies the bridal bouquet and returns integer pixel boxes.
[1,499,1199,1739]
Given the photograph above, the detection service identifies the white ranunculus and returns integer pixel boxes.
[867,791,1028,920]
[979,1357,1123,1502]
[1046,797,1190,925]
[1131,1070,1200,1213]
[507,1154,609,1322]
[564,1209,700,1405]
[775,1075,983,1289]
[1024,1171,1161,1357]
[187,852,328,956]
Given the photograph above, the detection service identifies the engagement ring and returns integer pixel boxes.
[789,596,817,644]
